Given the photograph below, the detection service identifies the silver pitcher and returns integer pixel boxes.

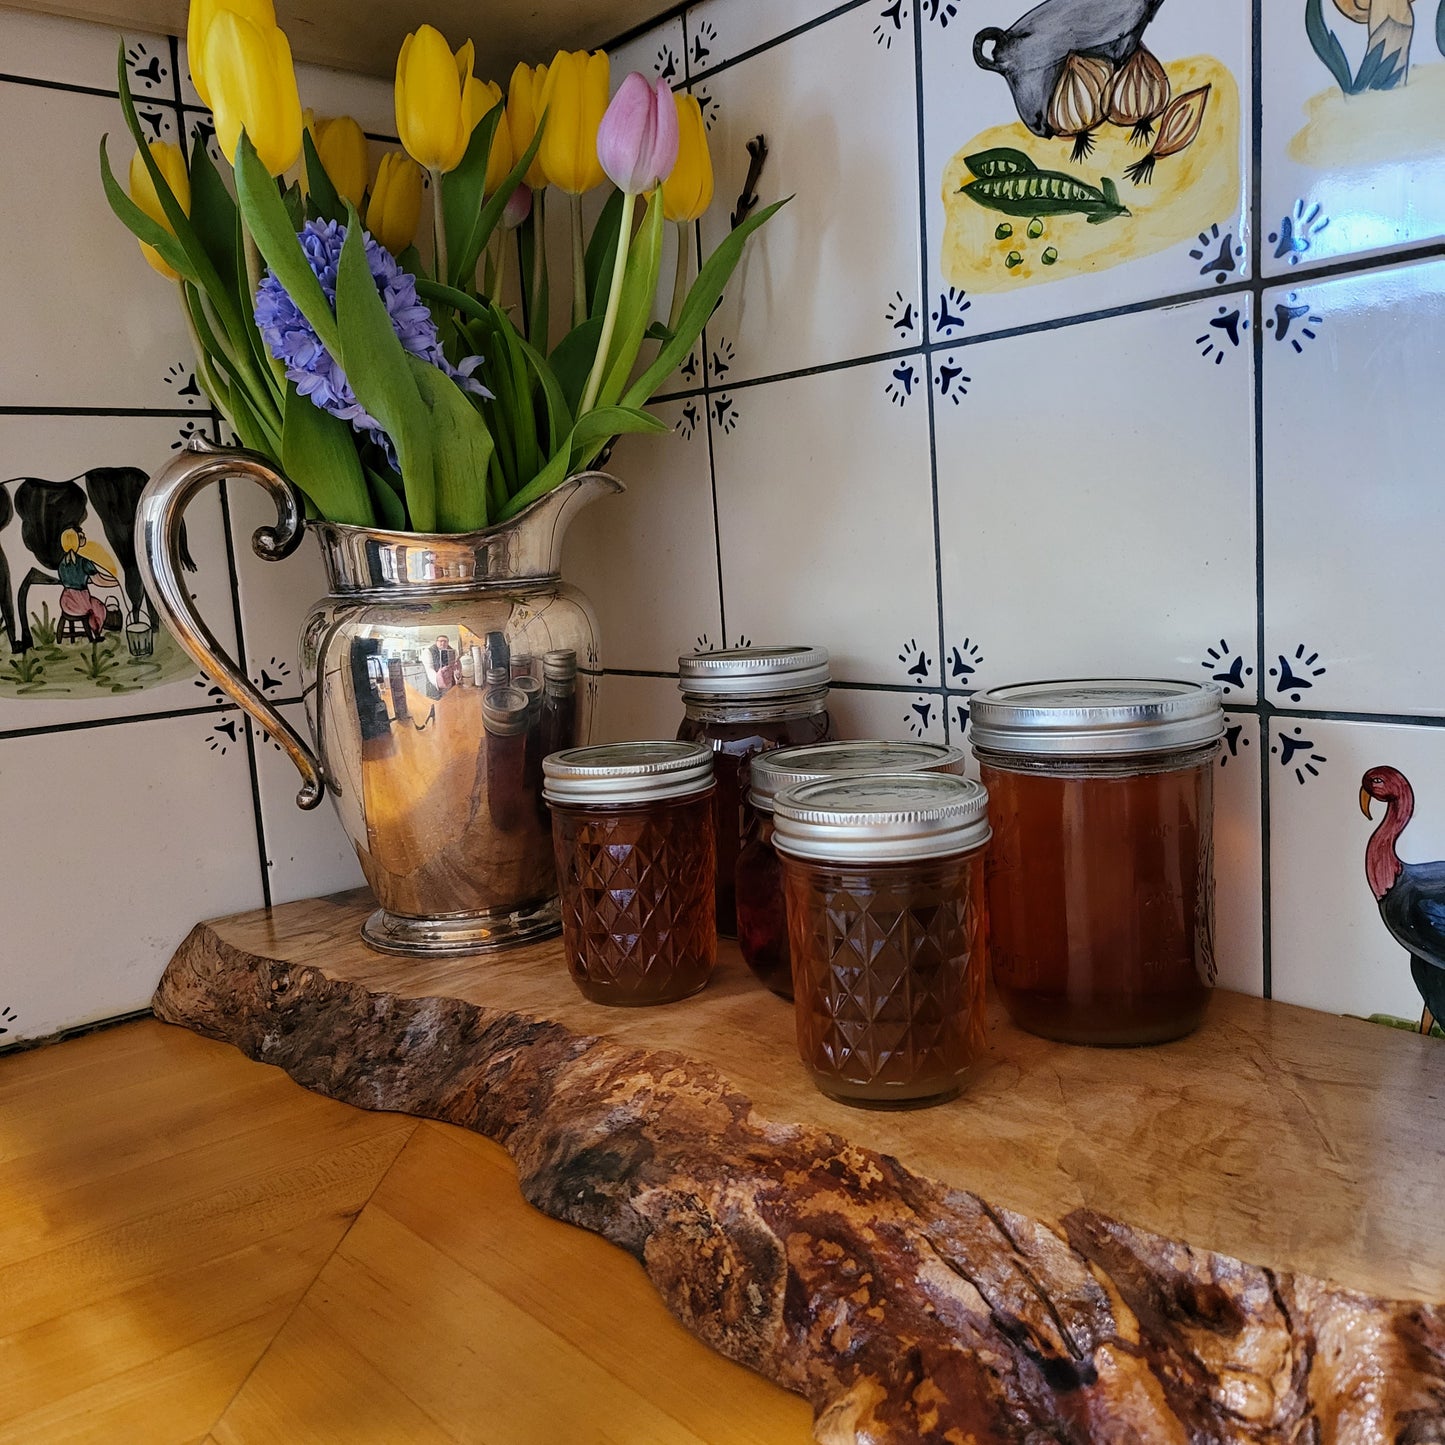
[138,438,619,956]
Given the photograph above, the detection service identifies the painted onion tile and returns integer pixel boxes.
[827,685,948,746]
[935,298,1256,690]
[594,672,684,744]
[710,360,938,688]
[0,413,237,730]
[695,5,922,385]
[1262,257,1445,717]
[562,397,723,675]
[1270,715,1445,1028]
[922,0,1252,340]
[0,711,263,1044]
[1261,1,1445,276]
[684,0,846,76]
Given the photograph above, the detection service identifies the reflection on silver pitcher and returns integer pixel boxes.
[137,438,617,957]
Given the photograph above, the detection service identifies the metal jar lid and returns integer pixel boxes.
[750,739,969,811]
[543,649,577,681]
[543,740,714,804]
[678,645,830,699]
[772,773,991,863]
[482,686,530,736]
[967,679,1225,758]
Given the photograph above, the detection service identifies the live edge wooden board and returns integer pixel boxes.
[155,890,1445,1442]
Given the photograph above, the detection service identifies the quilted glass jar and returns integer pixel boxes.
[543,741,716,1005]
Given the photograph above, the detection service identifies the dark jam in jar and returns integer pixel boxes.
[677,647,834,937]
[969,679,1224,1047]
[735,810,789,995]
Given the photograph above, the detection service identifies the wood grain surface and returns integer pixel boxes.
[150,893,1445,1442]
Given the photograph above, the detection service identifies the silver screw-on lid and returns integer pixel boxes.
[678,645,830,699]
[543,649,577,681]
[967,679,1225,757]
[772,773,991,863]
[543,740,714,804]
[749,739,969,811]
[482,686,530,736]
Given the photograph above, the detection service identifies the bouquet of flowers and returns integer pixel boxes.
[100,3,782,534]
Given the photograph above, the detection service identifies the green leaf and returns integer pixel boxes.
[365,466,409,530]
[501,405,665,519]
[1305,0,1356,93]
[624,198,789,409]
[406,356,492,532]
[585,187,625,317]
[334,205,436,530]
[513,323,574,453]
[281,179,305,231]
[397,243,425,278]
[228,378,282,462]
[441,105,502,286]
[457,111,547,290]
[98,135,192,278]
[281,386,373,525]
[549,317,604,416]
[187,125,240,285]
[301,129,346,225]
[598,190,666,406]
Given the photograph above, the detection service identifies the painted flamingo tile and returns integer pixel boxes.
[1262,257,1445,717]
[1261,1,1445,274]
[922,0,1252,339]
[1271,715,1445,1029]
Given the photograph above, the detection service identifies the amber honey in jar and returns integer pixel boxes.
[738,741,970,1000]
[968,679,1224,1047]
[773,773,991,1108]
[543,741,717,1006]
[678,646,834,939]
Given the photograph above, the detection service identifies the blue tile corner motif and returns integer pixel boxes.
[885,360,920,407]
[922,0,960,29]
[1201,638,1254,697]
[1269,200,1332,268]
[1194,304,1249,365]
[933,354,971,406]
[124,38,170,95]
[694,85,719,132]
[947,638,984,687]
[711,394,739,435]
[206,712,242,755]
[164,361,205,405]
[931,287,971,339]
[655,40,682,83]
[1270,644,1327,704]
[676,399,702,441]
[1274,722,1328,786]
[690,19,719,73]
[898,637,935,685]
[874,2,909,49]
[708,338,735,382]
[1219,714,1252,769]
[134,101,179,144]
[907,695,939,738]
[173,418,208,449]
[0,1004,17,1039]
[1188,223,1247,286]
[1265,292,1324,353]
[886,290,920,341]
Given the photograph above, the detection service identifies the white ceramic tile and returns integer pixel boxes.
[695,6,923,384]
[1214,709,1264,996]
[610,16,686,85]
[562,397,722,672]
[1261,3,1445,276]
[1264,257,1445,718]
[1270,715,1445,1025]
[936,298,1256,690]
[922,0,1252,340]
[593,672,682,743]
[0,81,189,409]
[0,10,175,97]
[827,685,948,745]
[0,710,264,1045]
[684,0,840,76]
[0,413,237,729]
[711,358,939,687]
[250,703,367,905]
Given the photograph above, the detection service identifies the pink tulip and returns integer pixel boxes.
[596,72,679,195]
[502,182,532,229]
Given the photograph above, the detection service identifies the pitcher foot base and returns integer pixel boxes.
[362,898,561,957]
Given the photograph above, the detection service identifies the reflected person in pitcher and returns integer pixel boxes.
[424,634,460,697]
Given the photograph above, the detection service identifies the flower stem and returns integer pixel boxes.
[529,189,548,348]
[579,188,635,416]
[493,229,508,306]
[570,193,586,328]
[668,221,691,334]
[431,168,448,283]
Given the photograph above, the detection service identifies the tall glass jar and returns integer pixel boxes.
[773,773,991,1108]
[969,679,1224,1047]
[677,646,834,938]
[737,740,970,999]
[543,741,717,1006]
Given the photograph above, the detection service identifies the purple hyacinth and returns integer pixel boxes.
[254,218,488,465]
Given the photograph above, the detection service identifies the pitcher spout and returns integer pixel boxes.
[507,470,625,576]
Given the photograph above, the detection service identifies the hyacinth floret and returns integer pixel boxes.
[254,218,489,465]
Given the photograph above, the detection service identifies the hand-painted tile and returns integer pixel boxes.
[922,0,1252,339]
[0,10,174,95]
[1263,257,1445,717]
[561,398,723,674]
[609,15,686,84]
[935,298,1256,689]
[710,360,938,687]
[1214,710,1265,996]
[1261,0,1445,275]
[250,703,367,906]
[594,672,683,743]
[684,0,843,76]
[0,414,237,729]
[827,685,948,745]
[1271,715,1445,1031]
[695,6,922,384]
[0,711,263,1044]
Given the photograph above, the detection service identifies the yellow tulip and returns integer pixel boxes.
[128,140,191,279]
[395,26,486,174]
[538,50,609,195]
[506,61,550,189]
[313,115,369,208]
[662,92,714,223]
[365,151,424,254]
[203,10,303,175]
[187,0,275,109]
[476,80,513,196]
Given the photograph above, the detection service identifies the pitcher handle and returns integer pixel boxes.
[973,26,1005,70]
[137,438,325,809]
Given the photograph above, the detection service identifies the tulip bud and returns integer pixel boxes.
[395,26,487,174]
[365,151,425,255]
[313,115,369,208]
[661,92,713,223]
[187,0,276,109]
[475,79,513,196]
[502,182,532,229]
[596,72,678,196]
[204,10,303,176]
[506,61,550,189]
[128,140,191,279]
[538,50,609,195]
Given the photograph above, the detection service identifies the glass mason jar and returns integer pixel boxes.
[738,740,970,1000]
[969,679,1224,1047]
[677,646,834,938]
[773,773,991,1108]
[543,741,717,1006]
